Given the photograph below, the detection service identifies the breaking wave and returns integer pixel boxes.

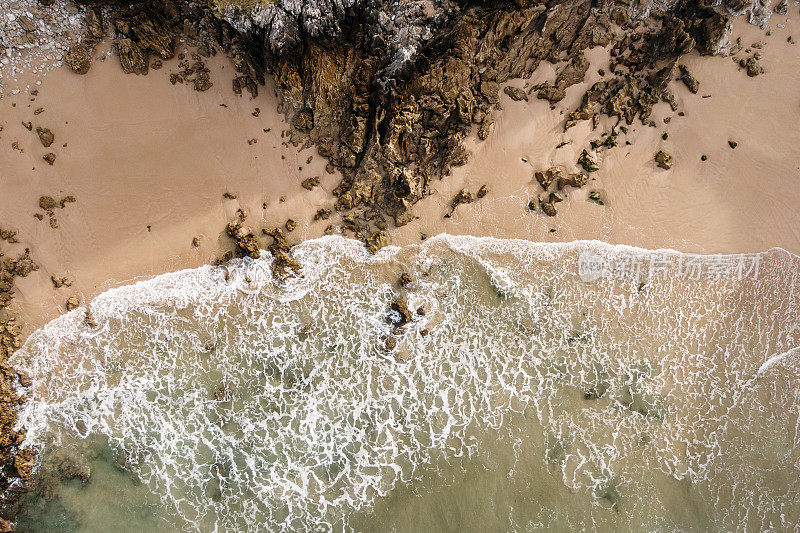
[10,235,800,531]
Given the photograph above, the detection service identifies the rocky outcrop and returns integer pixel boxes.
[81,0,741,252]
[0,234,39,520]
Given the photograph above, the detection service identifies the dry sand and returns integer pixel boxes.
[1,19,799,332]
[395,19,800,253]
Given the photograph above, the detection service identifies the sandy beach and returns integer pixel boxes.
[1,18,799,334]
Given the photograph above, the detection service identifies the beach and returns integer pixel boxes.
[1,19,799,333]
[1,2,800,529]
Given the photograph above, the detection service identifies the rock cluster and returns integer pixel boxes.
[0,230,38,518]
[531,166,589,217]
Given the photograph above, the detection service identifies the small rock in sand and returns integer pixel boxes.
[301,176,320,191]
[36,127,54,148]
[42,153,56,165]
[65,296,80,311]
[655,150,673,169]
[285,219,296,232]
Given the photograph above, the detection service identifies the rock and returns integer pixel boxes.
[446,189,473,217]
[577,150,599,172]
[399,273,412,287]
[313,208,331,221]
[655,150,673,169]
[36,127,54,147]
[588,191,604,205]
[476,185,488,199]
[66,296,80,311]
[740,57,764,77]
[503,86,528,101]
[678,65,699,93]
[728,140,738,149]
[301,176,320,190]
[225,222,260,259]
[50,274,73,288]
[13,448,34,480]
[192,236,200,247]
[43,153,56,165]
[541,202,558,217]
[194,69,213,91]
[21,121,32,131]
[557,173,588,190]
[284,219,296,232]
[39,196,58,212]
[535,171,552,191]
[65,44,92,75]
[116,38,148,75]
[365,231,390,254]
[549,193,563,204]
[390,298,413,326]
[222,192,237,200]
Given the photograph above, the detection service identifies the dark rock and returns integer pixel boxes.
[225,221,260,259]
[577,150,599,172]
[35,127,54,148]
[42,153,56,165]
[503,86,528,102]
[301,176,320,191]
[678,65,699,93]
[65,44,92,74]
[655,150,672,169]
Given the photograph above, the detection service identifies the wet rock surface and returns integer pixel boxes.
[0,231,39,520]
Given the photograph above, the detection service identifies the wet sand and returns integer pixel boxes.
[1,19,799,332]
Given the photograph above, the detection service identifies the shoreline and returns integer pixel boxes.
[1,19,797,333]
[0,0,799,526]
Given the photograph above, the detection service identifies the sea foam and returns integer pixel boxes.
[10,235,800,531]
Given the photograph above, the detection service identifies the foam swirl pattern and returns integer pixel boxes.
[10,235,800,531]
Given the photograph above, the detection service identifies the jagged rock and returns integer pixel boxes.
[225,221,260,259]
[313,208,331,221]
[42,153,56,165]
[301,176,320,190]
[557,173,587,190]
[116,38,148,75]
[577,150,599,172]
[365,231,390,254]
[655,150,673,169]
[36,127,54,148]
[678,65,699,93]
[284,219,296,232]
[39,196,58,212]
[476,185,488,199]
[541,201,558,217]
[446,189,473,217]
[740,57,764,77]
[503,86,528,101]
[536,53,590,103]
[399,273,412,287]
[390,298,413,326]
[21,121,32,131]
[64,44,92,74]
[65,296,80,311]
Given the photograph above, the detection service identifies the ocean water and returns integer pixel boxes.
[9,235,800,532]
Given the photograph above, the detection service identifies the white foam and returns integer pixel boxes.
[10,235,800,530]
